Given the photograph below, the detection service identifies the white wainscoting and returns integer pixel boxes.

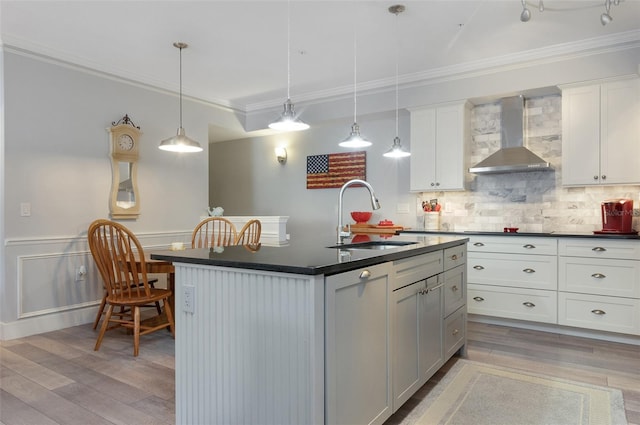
[1,230,191,340]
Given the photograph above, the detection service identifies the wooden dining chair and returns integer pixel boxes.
[191,217,237,248]
[88,219,175,356]
[92,275,160,330]
[235,219,261,245]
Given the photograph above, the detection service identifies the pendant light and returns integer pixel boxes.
[384,5,410,159]
[339,17,371,148]
[159,42,203,153]
[269,0,309,132]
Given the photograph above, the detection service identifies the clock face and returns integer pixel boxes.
[118,134,134,151]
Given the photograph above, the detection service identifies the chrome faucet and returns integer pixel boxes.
[337,179,381,244]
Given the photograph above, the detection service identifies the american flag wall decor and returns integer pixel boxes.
[306,151,366,189]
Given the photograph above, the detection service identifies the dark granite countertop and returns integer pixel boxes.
[151,234,468,276]
[402,230,640,240]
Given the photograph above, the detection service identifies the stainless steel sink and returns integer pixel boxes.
[327,241,418,250]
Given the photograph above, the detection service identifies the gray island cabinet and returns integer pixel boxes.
[152,235,467,425]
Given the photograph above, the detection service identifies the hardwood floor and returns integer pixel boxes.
[1,321,638,425]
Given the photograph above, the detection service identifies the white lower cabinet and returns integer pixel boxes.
[558,239,640,335]
[464,235,640,336]
[558,292,640,335]
[467,236,558,325]
[326,262,393,425]
[468,283,557,323]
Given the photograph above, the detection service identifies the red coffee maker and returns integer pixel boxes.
[595,198,636,234]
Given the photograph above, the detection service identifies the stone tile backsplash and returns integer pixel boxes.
[418,94,640,233]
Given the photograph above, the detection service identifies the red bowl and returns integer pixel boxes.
[350,211,372,223]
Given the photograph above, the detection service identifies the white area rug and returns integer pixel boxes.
[410,360,627,425]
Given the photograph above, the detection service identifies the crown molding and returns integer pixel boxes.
[3,30,638,115]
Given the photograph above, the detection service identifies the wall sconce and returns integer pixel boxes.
[275,147,287,164]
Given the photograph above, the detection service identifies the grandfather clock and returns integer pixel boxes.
[108,115,141,219]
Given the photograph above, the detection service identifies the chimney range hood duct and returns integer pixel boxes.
[468,95,552,175]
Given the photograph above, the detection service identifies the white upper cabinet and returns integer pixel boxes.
[561,77,640,186]
[409,101,471,192]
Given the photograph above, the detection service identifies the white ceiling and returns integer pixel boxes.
[2,1,639,113]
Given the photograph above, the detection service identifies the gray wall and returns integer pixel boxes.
[0,50,218,337]
[210,111,413,239]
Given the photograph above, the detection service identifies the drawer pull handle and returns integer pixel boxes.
[522,268,535,274]
[523,244,536,249]
[430,283,444,291]
[473,265,484,270]
[473,296,485,302]
[473,242,485,247]
[591,273,606,279]
[523,302,536,308]
[450,254,458,260]
[592,247,606,252]
[418,289,427,295]
[451,285,459,292]
[359,270,371,279]
[452,329,459,336]
[591,309,606,315]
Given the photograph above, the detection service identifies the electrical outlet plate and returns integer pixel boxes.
[75,266,86,281]
[183,285,195,314]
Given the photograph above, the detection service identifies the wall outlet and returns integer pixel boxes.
[183,285,195,314]
[20,202,31,217]
[75,265,86,281]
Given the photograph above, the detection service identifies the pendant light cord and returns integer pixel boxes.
[287,0,291,100]
[179,45,183,128]
[353,24,357,123]
[394,13,399,138]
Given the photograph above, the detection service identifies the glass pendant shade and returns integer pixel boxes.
[383,136,410,158]
[159,127,203,153]
[339,123,371,148]
[269,99,309,131]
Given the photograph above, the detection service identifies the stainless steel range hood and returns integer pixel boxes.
[469,95,552,174]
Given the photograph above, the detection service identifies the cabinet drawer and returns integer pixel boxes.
[559,257,640,298]
[468,253,557,290]
[558,292,640,335]
[468,236,557,255]
[444,307,466,359]
[394,251,443,290]
[444,244,466,271]
[444,265,465,317]
[467,284,557,324]
[559,239,640,260]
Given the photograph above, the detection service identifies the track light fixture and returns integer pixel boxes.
[520,0,531,22]
[519,0,621,26]
[601,0,614,25]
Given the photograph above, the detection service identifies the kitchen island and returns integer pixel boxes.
[152,234,468,425]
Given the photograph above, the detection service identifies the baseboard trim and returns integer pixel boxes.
[468,314,640,346]
[0,306,97,341]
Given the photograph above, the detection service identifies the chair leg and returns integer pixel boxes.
[133,306,140,357]
[93,292,107,330]
[164,298,176,338]
[94,304,114,351]
[155,301,162,315]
